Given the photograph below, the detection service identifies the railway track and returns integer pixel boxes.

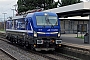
[0,32,85,60]
[0,38,48,60]
[40,51,68,60]
[0,36,78,60]
[0,37,66,60]
[0,48,17,60]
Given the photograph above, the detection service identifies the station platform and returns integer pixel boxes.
[61,34,90,50]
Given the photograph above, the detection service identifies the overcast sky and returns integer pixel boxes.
[0,0,18,21]
[0,0,88,22]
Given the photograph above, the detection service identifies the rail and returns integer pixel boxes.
[0,48,17,60]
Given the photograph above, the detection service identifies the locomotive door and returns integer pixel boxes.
[26,18,33,33]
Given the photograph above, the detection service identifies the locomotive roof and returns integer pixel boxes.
[7,12,57,21]
[26,12,57,17]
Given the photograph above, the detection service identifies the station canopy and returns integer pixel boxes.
[43,2,90,18]
[59,16,89,20]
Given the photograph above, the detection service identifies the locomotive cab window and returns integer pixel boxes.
[36,16,58,26]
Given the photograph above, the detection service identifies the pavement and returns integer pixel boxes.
[61,34,90,46]
[0,31,5,33]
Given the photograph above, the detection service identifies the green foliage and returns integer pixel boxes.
[0,29,4,31]
[17,0,35,13]
[17,0,58,13]
[76,36,84,39]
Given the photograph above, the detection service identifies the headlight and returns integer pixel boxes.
[58,32,61,37]
[34,31,37,37]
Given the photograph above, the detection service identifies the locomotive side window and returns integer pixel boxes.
[17,18,25,30]
[15,20,18,29]
[25,18,28,30]
[6,21,9,29]
[6,20,13,29]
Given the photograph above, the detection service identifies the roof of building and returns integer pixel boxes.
[59,16,89,20]
[44,2,90,13]
[43,2,90,17]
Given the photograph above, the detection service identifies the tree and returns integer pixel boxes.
[17,0,34,13]
[17,0,58,14]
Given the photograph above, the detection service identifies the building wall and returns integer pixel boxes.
[60,20,88,34]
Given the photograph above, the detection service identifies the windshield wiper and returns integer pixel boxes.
[46,19,52,25]
[54,21,57,26]
[46,19,54,28]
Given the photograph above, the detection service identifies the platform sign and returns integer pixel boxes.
[77,24,87,32]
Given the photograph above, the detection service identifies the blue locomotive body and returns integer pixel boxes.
[6,12,62,51]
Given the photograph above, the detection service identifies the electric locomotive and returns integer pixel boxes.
[6,12,62,51]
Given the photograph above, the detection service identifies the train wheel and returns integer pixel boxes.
[6,35,8,39]
[15,39,18,44]
[25,42,29,49]
[15,36,18,44]
[9,37,12,42]
[10,37,14,44]
[12,37,15,44]
[31,44,35,50]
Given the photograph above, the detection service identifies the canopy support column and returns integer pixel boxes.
[88,15,90,44]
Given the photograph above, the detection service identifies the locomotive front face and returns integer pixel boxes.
[32,12,62,51]
[25,12,61,50]
[34,12,61,38]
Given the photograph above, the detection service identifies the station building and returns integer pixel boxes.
[60,16,88,34]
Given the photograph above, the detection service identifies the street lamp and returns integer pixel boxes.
[14,4,17,11]
[11,9,15,17]
[2,13,7,31]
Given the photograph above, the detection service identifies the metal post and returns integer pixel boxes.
[11,9,15,17]
[64,20,65,33]
[77,21,79,37]
[73,20,74,33]
[14,4,17,11]
[88,15,90,44]
[2,13,7,31]
[44,0,45,10]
